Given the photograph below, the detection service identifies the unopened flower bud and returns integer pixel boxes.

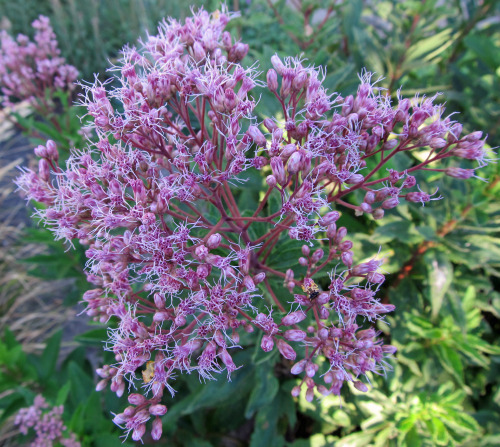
[335,227,347,244]
[277,339,296,360]
[270,54,285,75]
[305,388,314,402]
[132,424,146,442]
[341,251,353,267]
[151,417,163,441]
[319,211,340,226]
[311,249,324,263]
[96,379,107,392]
[291,359,307,375]
[38,159,50,182]
[128,393,146,405]
[261,335,274,352]
[243,275,256,291]
[271,157,286,186]
[382,197,399,209]
[298,257,308,266]
[447,123,463,143]
[266,174,277,188]
[445,167,474,179]
[291,386,301,397]
[287,151,302,175]
[326,224,337,238]
[284,329,307,342]
[247,125,267,147]
[149,404,168,416]
[305,362,317,377]
[372,208,384,220]
[345,174,364,184]
[254,272,266,284]
[267,69,279,91]
[318,328,329,340]
[430,137,447,149]
[34,144,48,158]
[353,381,368,392]
[282,310,307,326]
[317,293,329,305]
[301,245,310,256]
[206,233,221,249]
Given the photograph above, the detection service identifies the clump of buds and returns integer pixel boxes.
[16,7,489,442]
[0,15,78,110]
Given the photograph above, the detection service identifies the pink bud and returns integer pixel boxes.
[291,359,307,375]
[353,381,368,392]
[345,174,364,184]
[287,151,302,175]
[261,335,274,352]
[151,417,163,441]
[305,362,317,377]
[298,257,308,266]
[318,328,329,340]
[206,234,221,249]
[38,159,50,182]
[319,211,340,226]
[305,388,314,402]
[96,379,107,392]
[282,310,307,326]
[267,69,278,91]
[317,293,329,305]
[266,174,277,188]
[311,249,324,263]
[284,329,307,342]
[382,197,399,209]
[254,272,266,284]
[263,118,277,132]
[34,144,48,158]
[46,140,58,161]
[445,167,474,179]
[192,41,205,61]
[243,275,256,291]
[128,393,146,405]
[271,54,285,75]
[270,157,286,186]
[220,349,237,372]
[291,386,301,397]
[430,137,447,149]
[277,339,297,360]
[301,245,310,256]
[247,125,267,147]
[149,404,168,416]
[195,245,208,261]
[132,424,146,442]
[153,292,165,309]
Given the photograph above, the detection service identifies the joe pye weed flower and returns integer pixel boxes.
[16,7,489,442]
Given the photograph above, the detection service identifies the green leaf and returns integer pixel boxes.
[74,328,108,346]
[244,366,279,418]
[433,344,464,384]
[425,251,453,319]
[40,331,62,382]
[431,417,449,445]
[56,382,71,406]
[250,394,285,447]
[440,409,480,434]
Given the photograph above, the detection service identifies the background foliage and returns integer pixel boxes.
[0,0,499,445]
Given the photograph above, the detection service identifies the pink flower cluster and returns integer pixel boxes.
[15,395,80,447]
[0,15,78,109]
[16,7,488,442]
